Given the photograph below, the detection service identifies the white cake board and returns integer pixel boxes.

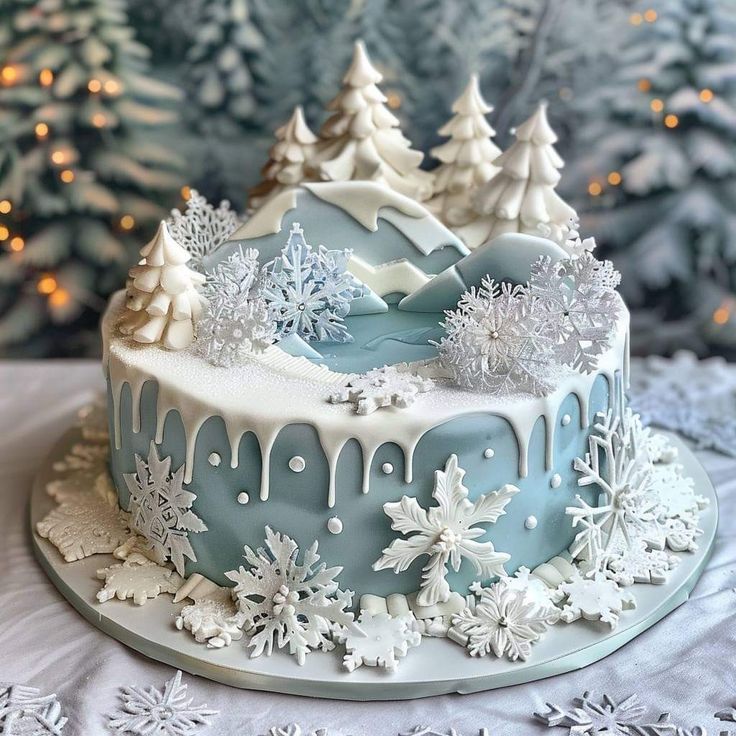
[31,428,718,701]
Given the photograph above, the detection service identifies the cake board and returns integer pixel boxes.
[31,426,718,702]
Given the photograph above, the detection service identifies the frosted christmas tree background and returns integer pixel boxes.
[1,0,736,357]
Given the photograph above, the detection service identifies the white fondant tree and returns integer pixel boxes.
[248,106,318,213]
[427,75,502,226]
[119,222,206,350]
[313,41,433,201]
[457,103,577,249]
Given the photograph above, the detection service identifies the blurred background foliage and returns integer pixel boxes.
[1,0,736,357]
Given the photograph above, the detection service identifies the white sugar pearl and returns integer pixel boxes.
[208,452,221,467]
[288,456,306,473]
[561,414,571,426]
[525,515,538,530]
[550,473,562,489]
[327,517,343,535]
[237,492,249,505]
[483,448,495,459]
[381,462,394,475]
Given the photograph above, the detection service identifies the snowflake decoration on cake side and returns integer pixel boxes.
[97,553,183,606]
[124,442,207,576]
[492,566,560,612]
[329,365,433,415]
[556,571,636,629]
[108,670,218,736]
[436,278,555,396]
[0,683,68,735]
[175,598,244,649]
[373,454,519,606]
[167,189,242,269]
[450,579,559,661]
[335,611,421,672]
[225,526,355,665]
[262,222,358,344]
[530,252,620,374]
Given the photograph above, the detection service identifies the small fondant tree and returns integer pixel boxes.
[120,222,205,350]
[247,106,318,213]
[313,41,433,201]
[427,74,502,227]
[457,102,576,249]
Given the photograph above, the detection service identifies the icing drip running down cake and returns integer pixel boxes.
[37,41,708,675]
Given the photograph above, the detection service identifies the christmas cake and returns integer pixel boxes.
[38,42,707,673]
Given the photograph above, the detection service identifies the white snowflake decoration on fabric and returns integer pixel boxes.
[97,553,183,606]
[108,670,217,736]
[175,598,244,649]
[0,683,67,735]
[167,189,242,269]
[225,526,355,665]
[450,579,559,661]
[329,365,433,415]
[556,571,636,629]
[373,454,518,606]
[124,442,207,576]
[335,611,421,672]
[530,253,621,374]
[262,223,358,343]
[436,278,555,395]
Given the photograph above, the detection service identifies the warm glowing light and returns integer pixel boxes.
[37,274,57,295]
[629,12,643,25]
[588,182,603,197]
[664,114,679,128]
[0,226,8,241]
[103,79,120,95]
[650,98,664,112]
[0,200,11,214]
[51,149,65,165]
[713,304,731,325]
[699,88,714,103]
[91,113,107,127]
[386,92,401,109]
[637,78,651,92]
[49,287,70,308]
[60,169,75,183]
[39,68,54,86]
[644,8,658,22]
[120,214,135,230]
[35,122,49,138]
[87,78,102,93]
[1,65,19,84]
[607,171,622,186]
[180,185,192,200]
[9,236,24,252]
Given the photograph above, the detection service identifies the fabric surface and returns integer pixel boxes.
[0,359,733,735]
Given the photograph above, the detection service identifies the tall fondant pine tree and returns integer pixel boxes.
[247,106,318,213]
[427,75,501,226]
[119,221,205,350]
[313,41,434,201]
[457,102,576,249]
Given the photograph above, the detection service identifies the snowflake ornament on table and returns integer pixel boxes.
[167,189,243,269]
[97,553,183,606]
[262,223,358,343]
[0,683,68,735]
[373,454,518,606]
[335,611,421,672]
[175,598,244,649]
[436,278,555,395]
[124,442,207,576]
[108,670,217,736]
[225,526,355,665]
[329,365,433,415]
[556,571,636,629]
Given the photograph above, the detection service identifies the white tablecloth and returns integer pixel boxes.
[1,360,734,735]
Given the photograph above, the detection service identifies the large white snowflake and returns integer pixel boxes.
[373,454,518,607]
[450,579,559,662]
[530,253,621,374]
[167,189,242,269]
[263,223,358,343]
[556,571,636,629]
[329,365,433,415]
[108,670,217,736]
[224,526,355,665]
[0,683,67,735]
[124,442,207,577]
[436,278,556,395]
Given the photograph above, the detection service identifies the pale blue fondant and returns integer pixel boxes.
[108,374,613,595]
[277,334,324,359]
[347,287,388,316]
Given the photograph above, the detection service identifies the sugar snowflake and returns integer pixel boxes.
[329,365,433,415]
[224,526,355,665]
[436,278,555,395]
[556,571,636,629]
[493,566,560,612]
[373,454,518,607]
[558,223,597,259]
[262,223,357,343]
[97,553,183,606]
[604,539,678,586]
[530,253,621,374]
[76,396,109,443]
[124,442,207,576]
[335,611,421,672]
[108,670,217,736]
[52,442,109,473]
[175,598,244,649]
[167,189,242,268]
[450,579,559,661]
[0,683,67,735]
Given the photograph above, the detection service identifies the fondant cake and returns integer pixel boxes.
[36,41,709,679]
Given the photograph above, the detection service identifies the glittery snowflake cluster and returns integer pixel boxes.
[262,223,359,343]
[436,253,621,395]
